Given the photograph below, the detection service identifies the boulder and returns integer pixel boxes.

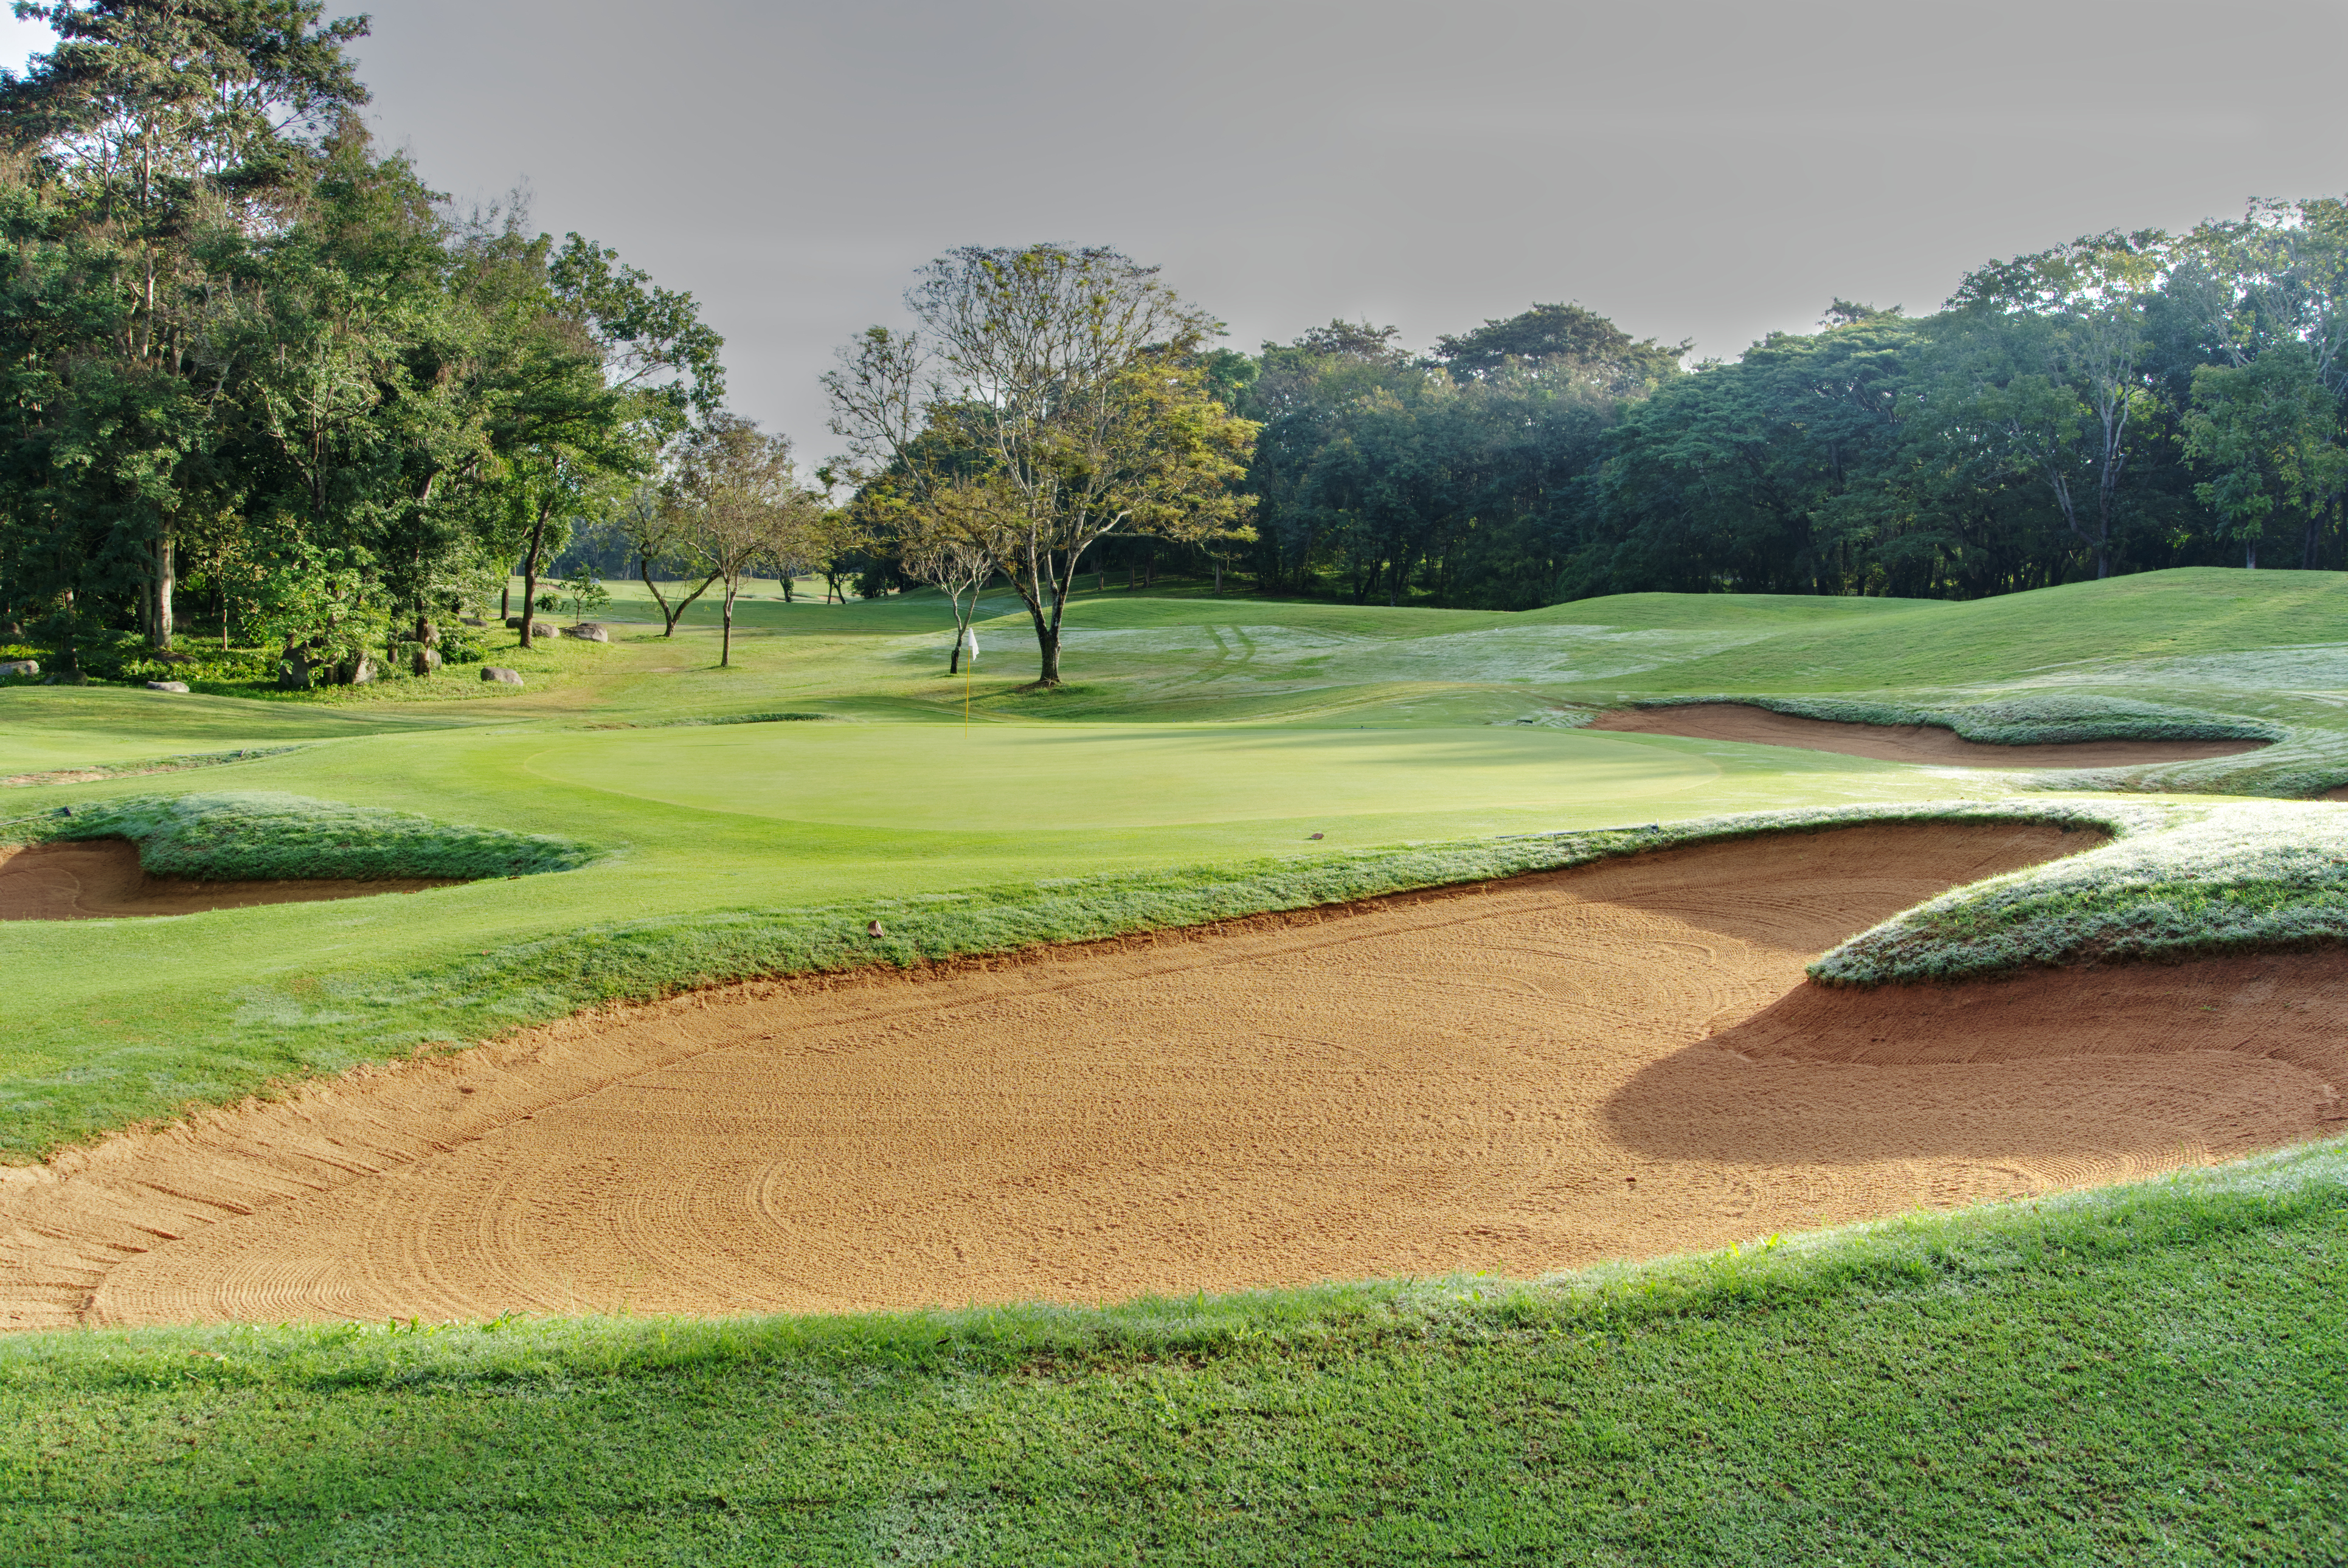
[505,616,555,637]
[481,666,525,686]
[411,645,442,676]
[561,622,611,643]
[459,615,487,628]
[144,679,190,693]
[0,660,37,678]
[341,656,376,686]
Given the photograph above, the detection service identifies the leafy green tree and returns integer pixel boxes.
[2184,344,2348,567]
[666,413,822,666]
[828,245,1256,685]
[1947,232,2164,579]
[0,0,369,652]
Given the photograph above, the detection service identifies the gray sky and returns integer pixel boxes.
[12,2,2348,458]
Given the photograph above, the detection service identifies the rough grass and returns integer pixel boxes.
[1816,799,2348,983]
[0,792,597,882]
[3,1138,2339,1564]
[1631,691,2284,746]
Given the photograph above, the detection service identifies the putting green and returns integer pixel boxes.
[521,723,1724,831]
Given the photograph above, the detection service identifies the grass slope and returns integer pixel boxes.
[4,1141,2339,1564]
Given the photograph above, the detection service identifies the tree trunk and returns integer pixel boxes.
[721,579,736,666]
[2246,539,2260,569]
[1025,601,1063,685]
[151,525,175,649]
[1213,561,1222,595]
[519,516,548,649]
[499,579,511,620]
[2305,512,2321,570]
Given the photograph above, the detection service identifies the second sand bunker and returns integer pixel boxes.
[4,820,2342,1328]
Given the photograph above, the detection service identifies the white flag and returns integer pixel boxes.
[959,628,978,660]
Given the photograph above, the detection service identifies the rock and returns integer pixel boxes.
[144,679,190,692]
[341,656,376,685]
[481,666,525,686]
[411,646,442,675]
[561,622,610,642]
[504,616,555,636]
[0,660,37,677]
[460,615,487,628]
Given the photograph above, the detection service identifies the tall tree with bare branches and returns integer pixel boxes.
[825,244,1256,686]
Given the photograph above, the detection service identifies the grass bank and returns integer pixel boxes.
[2,792,597,882]
[4,1138,2340,1564]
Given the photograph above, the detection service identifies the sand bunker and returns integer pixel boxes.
[0,839,458,920]
[4,820,2342,1330]
[1591,703,2269,768]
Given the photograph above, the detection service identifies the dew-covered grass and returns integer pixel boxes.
[1816,798,2348,982]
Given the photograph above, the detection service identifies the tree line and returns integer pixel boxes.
[1221,205,2347,607]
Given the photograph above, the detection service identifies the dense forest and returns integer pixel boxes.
[2,4,2344,692]
[1219,212,2348,607]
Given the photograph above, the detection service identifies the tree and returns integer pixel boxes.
[1433,302,1688,389]
[826,244,1257,686]
[0,0,371,651]
[2184,345,2348,567]
[613,483,718,635]
[667,413,822,666]
[892,494,1001,673]
[1948,232,2165,579]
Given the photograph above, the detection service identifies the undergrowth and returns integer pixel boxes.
[0,792,598,882]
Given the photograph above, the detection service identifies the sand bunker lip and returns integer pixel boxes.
[0,838,460,921]
[7,818,2341,1331]
[1590,702,2270,768]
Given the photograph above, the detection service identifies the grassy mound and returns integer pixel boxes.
[1631,691,2282,747]
[1816,799,2348,984]
[4,1138,2339,1562]
[2,792,597,883]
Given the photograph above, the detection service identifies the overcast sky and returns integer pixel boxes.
[10,2,2347,458]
